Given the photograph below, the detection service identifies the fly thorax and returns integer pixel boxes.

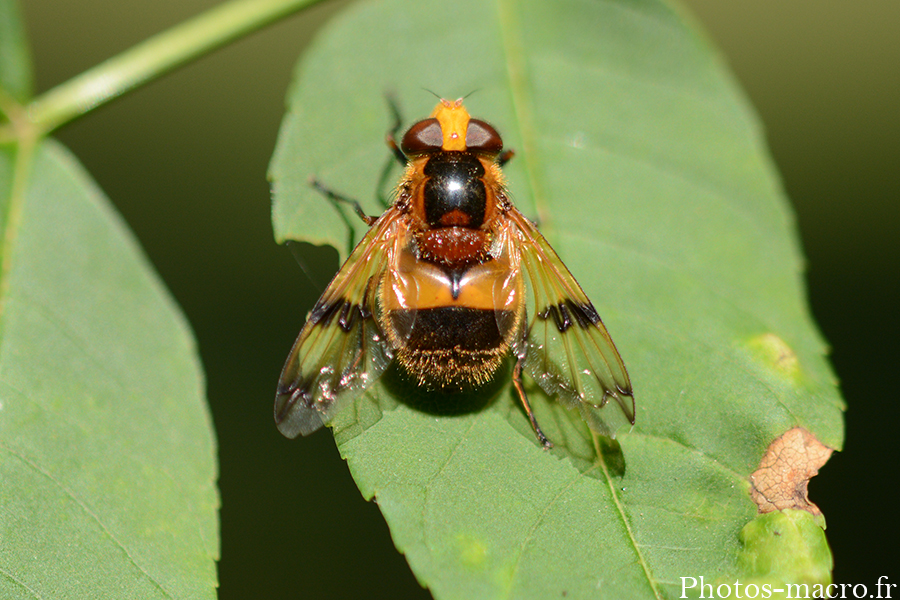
[422,152,486,228]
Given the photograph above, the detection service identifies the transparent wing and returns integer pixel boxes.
[274,209,404,438]
[506,208,635,438]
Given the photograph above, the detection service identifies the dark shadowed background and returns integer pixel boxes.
[19,0,899,596]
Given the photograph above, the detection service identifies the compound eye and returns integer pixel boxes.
[401,118,443,155]
[465,119,503,154]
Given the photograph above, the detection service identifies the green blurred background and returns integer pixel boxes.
[18,0,899,596]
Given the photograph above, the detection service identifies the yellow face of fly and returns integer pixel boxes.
[431,98,470,151]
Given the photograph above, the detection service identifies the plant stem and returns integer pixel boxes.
[25,0,323,136]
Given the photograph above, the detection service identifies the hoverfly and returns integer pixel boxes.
[275,98,634,448]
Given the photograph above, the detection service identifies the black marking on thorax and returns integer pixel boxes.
[422,152,486,228]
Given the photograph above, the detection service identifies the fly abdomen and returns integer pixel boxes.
[391,306,513,390]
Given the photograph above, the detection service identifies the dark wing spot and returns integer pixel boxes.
[310,297,370,333]
[338,301,362,332]
[538,300,601,332]
[571,300,600,328]
[275,377,315,422]
[309,298,338,325]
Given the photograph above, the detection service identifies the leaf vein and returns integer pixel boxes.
[505,466,597,597]
[0,566,43,599]
[595,435,665,600]
[0,442,176,599]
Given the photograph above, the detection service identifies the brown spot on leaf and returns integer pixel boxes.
[750,427,833,515]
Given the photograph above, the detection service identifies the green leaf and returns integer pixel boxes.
[0,140,218,598]
[0,0,32,103]
[736,510,833,590]
[270,0,845,597]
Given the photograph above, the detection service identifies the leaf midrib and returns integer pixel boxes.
[597,434,665,600]
[495,1,662,596]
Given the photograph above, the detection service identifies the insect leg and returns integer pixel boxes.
[384,93,407,165]
[310,178,378,226]
[498,149,515,167]
[513,348,553,449]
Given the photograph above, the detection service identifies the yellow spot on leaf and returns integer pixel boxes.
[748,333,800,378]
[456,533,488,570]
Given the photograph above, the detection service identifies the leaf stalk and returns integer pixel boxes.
[20,0,321,136]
